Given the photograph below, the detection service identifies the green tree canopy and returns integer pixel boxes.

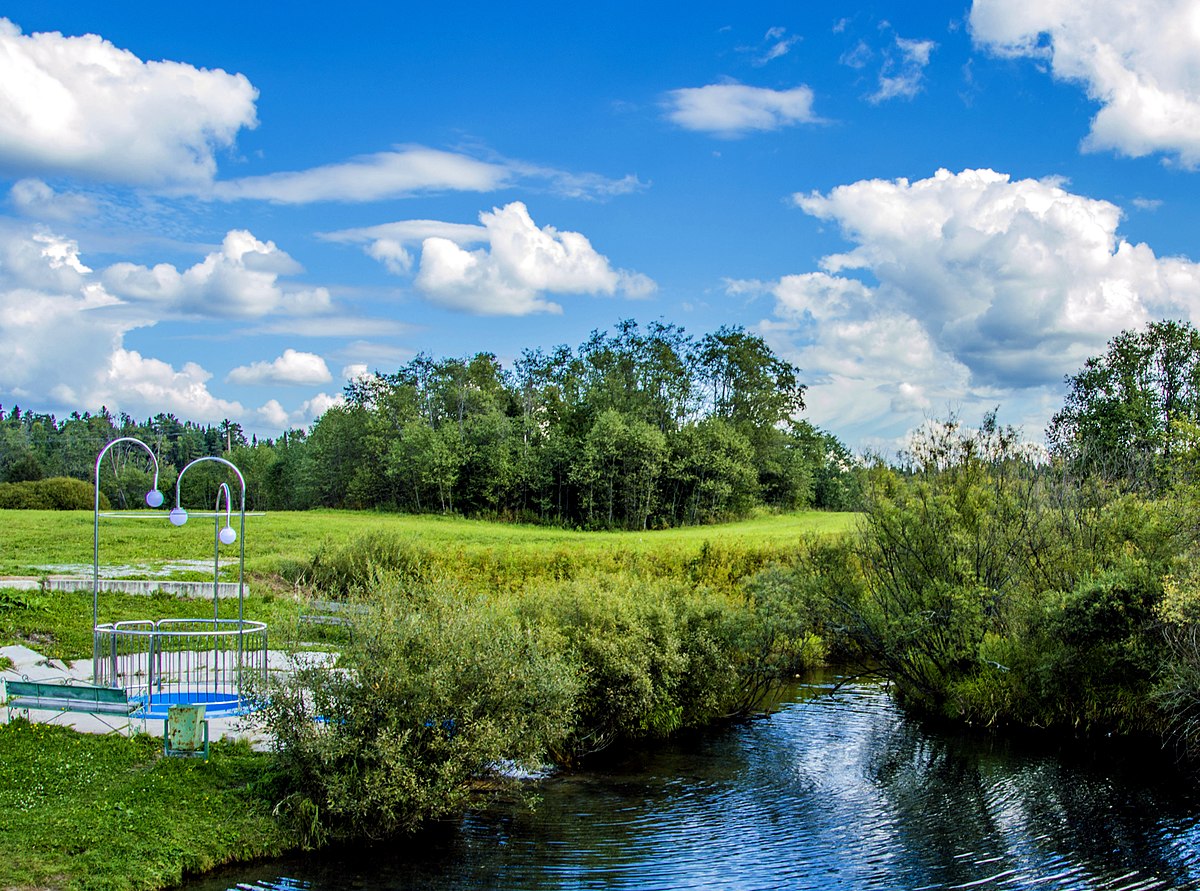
[1048,319,1200,486]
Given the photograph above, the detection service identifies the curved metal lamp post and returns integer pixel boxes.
[93,437,163,678]
[171,456,248,624]
[92,450,262,713]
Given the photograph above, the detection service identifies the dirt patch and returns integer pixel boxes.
[17,631,56,649]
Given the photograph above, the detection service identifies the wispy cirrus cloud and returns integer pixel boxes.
[743,26,801,67]
[208,146,508,203]
[870,36,937,103]
[206,145,644,204]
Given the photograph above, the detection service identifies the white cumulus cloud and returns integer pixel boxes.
[93,349,245,420]
[0,18,257,186]
[664,83,819,136]
[0,225,338,430]
[102,230,329,319]
[226,349,332,386]
[970,0,1200,166]
[760,167,1200,448]
[328,202,655,316]
[253,393,340,429]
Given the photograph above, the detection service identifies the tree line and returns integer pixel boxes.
[0,320,862,525]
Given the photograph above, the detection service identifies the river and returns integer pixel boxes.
[187,674,1200,890]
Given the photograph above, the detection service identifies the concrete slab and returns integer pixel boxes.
[267,650,338,672]
[0,644,48,671]
[2,645,288,749]
[7,663,74,682]
[65,659,95,681]
[0,578,40,591]
[44,577,249,599]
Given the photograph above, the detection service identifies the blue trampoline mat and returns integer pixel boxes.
[131,691,254,719]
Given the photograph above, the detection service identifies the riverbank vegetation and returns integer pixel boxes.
[801,321,1200,752]
[0,509,843,876]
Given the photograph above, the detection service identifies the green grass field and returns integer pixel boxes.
[0,509,857,662]
[0,508,858,579]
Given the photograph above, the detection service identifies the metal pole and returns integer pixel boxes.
[109,629,118,690]
[175,456,248,704]
[92,437,161,682]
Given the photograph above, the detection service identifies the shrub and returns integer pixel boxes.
[518,578,706,754]
[281,531,428,597]
[0,477,108,510]
[257,578,579,845]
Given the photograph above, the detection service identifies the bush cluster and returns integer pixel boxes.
[0,476,107,510]
[790,415,1200,742]
[258,542,821,845]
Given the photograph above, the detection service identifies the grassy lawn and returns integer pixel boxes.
[0,509,858,662]
[0,508,858,579]
[0,721,292,891]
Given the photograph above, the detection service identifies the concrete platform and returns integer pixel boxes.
[42,577,249,598]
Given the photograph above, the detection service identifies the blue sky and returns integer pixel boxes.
[3,1,1200,452]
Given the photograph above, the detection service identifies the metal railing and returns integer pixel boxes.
[93,618,267,716]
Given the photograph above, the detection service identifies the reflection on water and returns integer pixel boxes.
[188,676,1200,890]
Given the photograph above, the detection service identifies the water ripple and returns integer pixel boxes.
[187,677,1200,891]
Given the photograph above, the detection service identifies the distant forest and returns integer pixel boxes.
[0,321,862,528]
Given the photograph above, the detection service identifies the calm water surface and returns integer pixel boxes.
[189,676,1200,890]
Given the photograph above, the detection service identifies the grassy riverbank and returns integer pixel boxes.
[0,722,293,890]
[0,509,854,890]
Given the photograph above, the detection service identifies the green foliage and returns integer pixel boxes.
[0,587,48,612]
[1048,319,1200,488]
[259,521,833,841]
[259,580,581,844]
[826,415,1044,711]
[0,476,107,510]
[516,578,738,754]
[0,318,859,529]
[809,412,1198,735]
[664,418,759,524]
[287,531,428,598]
